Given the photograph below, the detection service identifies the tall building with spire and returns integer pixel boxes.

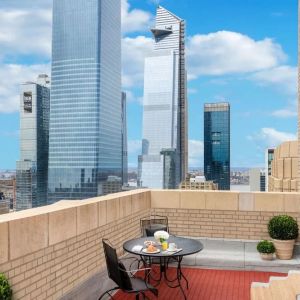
[139,6,188,188]
[48,0,122,203]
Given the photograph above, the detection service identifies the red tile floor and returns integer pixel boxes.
[114,267,285,300]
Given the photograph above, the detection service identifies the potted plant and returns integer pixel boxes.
[0,273,12,300]
[268,215,299,260]
[257,240,275,260]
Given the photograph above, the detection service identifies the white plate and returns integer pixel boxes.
[165,248,182,253]
[142,248,160,254]
[166,248,178,252]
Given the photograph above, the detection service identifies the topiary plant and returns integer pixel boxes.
[257,240,275,254]
[268,215,299,240]
[0,273,12,300]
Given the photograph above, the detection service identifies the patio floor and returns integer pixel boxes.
[114,267,285,300]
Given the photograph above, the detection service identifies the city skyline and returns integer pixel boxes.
[0,0,297,170]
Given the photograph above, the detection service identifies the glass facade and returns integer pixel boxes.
[204,103,230,190]
[16,76,50,210]
[265,148,274,191]
[139,6,187,189]
[260,172,266,192]
[161,149,176,189]
[48,0,121,203]
[122,92,128,185]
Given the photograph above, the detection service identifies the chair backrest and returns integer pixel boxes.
[102,239,132,290]
[140,215,169,237]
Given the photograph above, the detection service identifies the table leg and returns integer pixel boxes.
[140,255,162,287]
[140,255,189,299]
[177,256,188,290]
[163,256,188,299]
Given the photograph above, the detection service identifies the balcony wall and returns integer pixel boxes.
[0,190,150,300]
[151,190,300,241]
[0,189,300,300]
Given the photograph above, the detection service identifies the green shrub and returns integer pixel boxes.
[268,215,299,240]
[257,240,275,254]
[0,273,12,300]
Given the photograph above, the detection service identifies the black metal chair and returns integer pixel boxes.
[99,239,158,300]
[140,215,169,237]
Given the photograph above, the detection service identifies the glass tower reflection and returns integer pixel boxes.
[48,0,121,203]
[204,103,230,190]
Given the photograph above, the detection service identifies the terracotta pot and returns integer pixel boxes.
[259,253,274,261]
[272,239,295,260]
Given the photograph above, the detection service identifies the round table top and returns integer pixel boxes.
[123,236,203,258]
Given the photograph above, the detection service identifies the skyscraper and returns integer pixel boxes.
[249,168,266,192]
[48,0,121,203]
[265,148,274,191]
[204,103,230,190]
[122,92,128,185]
[139,6,187,189]
[16,74,50,210]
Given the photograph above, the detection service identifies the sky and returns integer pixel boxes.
[0,0,298,170]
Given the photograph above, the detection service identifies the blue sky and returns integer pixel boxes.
[0,0,297,170]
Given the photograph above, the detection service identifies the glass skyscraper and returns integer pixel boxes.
[122,92,128,185]
[139,6,187,189]
[16,75,50,210]
[204,103,230,190]
[48,0,122,203]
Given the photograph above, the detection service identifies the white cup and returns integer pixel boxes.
[169,243,177,250]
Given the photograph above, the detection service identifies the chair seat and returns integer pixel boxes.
[127,277,157,295]
[145,224,168,236]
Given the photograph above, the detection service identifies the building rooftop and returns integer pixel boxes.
[0,189,299,299]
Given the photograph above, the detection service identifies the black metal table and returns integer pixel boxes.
[123,236,203,299]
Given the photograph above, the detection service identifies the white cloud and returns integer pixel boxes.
[271,108,297,118]
[0,2,154,113]
[123,90,143,105]
[251,65,297,95]
[0,0,52,9]
[0,63,50,113]
[122,30,295,95]
[126,91,144,105]
[122,36,153,88]
[248,127,296,149]
[0,9,52,59]
[121,0,153,33]
[187,31,286,78]
[189,140,203,167]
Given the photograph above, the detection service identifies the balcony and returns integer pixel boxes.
[0,189,300,299]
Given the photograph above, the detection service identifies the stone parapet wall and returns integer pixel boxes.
[151,190,300,242]
[1,189,300,299]
[0,190,150,300]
